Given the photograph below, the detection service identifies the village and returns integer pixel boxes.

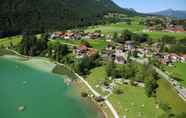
[143,16,186,33]
[49,27,186,103]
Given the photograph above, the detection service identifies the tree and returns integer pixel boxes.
[179,38,186,45]
[145,77,157,97]
[131,33,140,42]
[139,33,149,43]
[119,30,132,43]
[122,63,136,80]
[161,35,176,44]
[183,23,186,30]
[144,69,159,97]
[80,40,91,47]
[105,60,116,78]
[19,32,37,56]
[112,32,118,42]
[74,56,95,75]
[175,112,186,118]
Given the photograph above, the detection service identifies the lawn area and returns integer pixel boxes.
[146,32,186,40]
[85,22,144,34]
[85,66,108,95]
[164,63,186,87]
[85,22,186,41]
[54,39,108,50]
[156,79,186,114]
[85,66,165,118]
[109,85,165,118]
[0,36,22,47]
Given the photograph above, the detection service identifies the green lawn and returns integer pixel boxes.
[146,32,186,40]
[165,63,186,87]
[54,39,108,50]
[85,66,165,118]
[85,66,108,95]
[85,22,186,40]
[0,36,22,47]
[156,79,186,114]
[85,22,144,34]
[109,85,165,118]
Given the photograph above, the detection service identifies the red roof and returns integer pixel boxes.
[78,45,88,51]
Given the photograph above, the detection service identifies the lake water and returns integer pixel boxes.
[0,57,102,118]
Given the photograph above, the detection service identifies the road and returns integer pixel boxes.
[75,73,120,118]
[54,61,120,118]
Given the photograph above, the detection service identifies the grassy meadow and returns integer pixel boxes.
[156,79,186,114]
[53,39,109,50]
[85,66,165,118]
[0,36,22,47]
[165,63,186,87]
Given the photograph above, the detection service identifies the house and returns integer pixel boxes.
[181,54,186,62]
[114,48,126,64]
[74,45,97,58]
[125,41,134,50]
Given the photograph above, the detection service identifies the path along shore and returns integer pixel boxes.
[6,48,120,118]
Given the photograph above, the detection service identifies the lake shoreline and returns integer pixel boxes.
[0,50,107,118]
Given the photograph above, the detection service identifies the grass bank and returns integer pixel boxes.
[156,79,186,114]
[164,63,186,87]
[0,49,16,56]
[52,64,77,80]
[0,36,21,47]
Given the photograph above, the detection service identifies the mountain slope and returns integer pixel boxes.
[0,0,127,36]
[150,9,186,19]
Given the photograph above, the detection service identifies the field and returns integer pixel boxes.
[85,22,144,33]
[53,39,109,50]
[85,66,165,118]
[85,66,108,95]
[0,36,22,47]
[164,63,186,87]
[109,85,165,118]
[145,32,186,40]
[156,79,186,114]
[85,20,186,40]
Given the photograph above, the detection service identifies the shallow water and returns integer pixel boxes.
[0,57,102,118]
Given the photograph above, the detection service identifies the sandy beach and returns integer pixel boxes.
[2,55,56,72]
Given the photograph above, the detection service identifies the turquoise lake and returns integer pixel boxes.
[0,57,103,118]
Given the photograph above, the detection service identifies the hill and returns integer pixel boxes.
[149,9,186,19]
[0,0,135,37]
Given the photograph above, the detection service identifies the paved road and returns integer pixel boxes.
[75,73,120,118]
[55,62,120,118]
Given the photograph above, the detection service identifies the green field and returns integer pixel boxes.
[85,66,165,118]
[53,39,108,50]
[156,79,186,114]
[0,36,22,47]
[85,22,186,40]
[145,32,186,40]
[165,63,186,87]
[85,22,144,33]
[85,66,108,95]
[109,85,165,118]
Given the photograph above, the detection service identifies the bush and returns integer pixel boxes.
[114,89,123,95]
[81,92,88,98]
